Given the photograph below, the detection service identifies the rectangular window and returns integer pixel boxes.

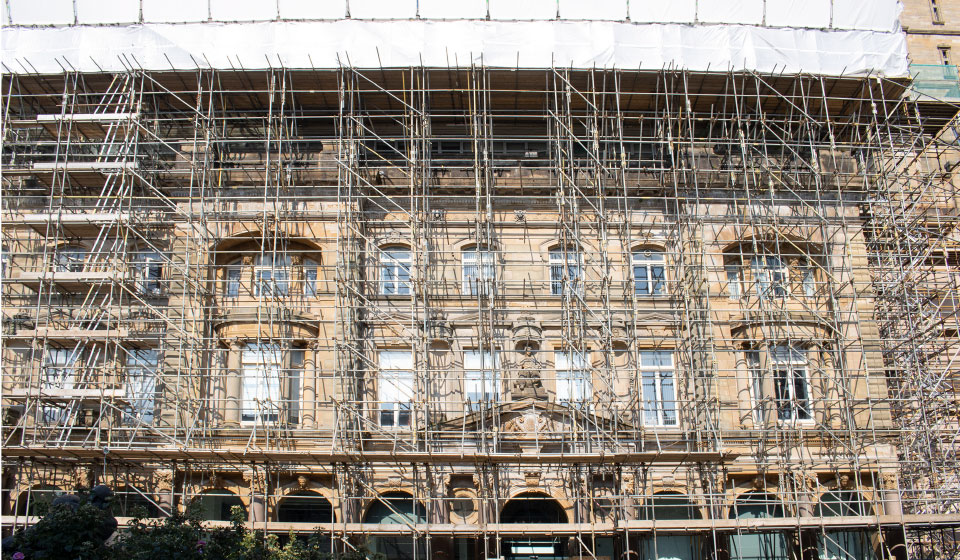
[55,247,85,272]
[241,344,282,423]
[751,255,788,297]
[726,264,742,299]
[802,265,816,297]
[304,259,319,297]
[133,251,163,295]
[770,345,811,421]
[550,250,582,296]
[940,46,952,67]
[225,262,242,298]
[289,349,303,425]
[633,252,665,295]
[932,0,945,24]
[747,350,764,424]
[462,249,496,296]
[124,349,158,425]
[42,347,79,424]
[464,350,499,404]
[381,249,412,296]
[640,350,677,426]
[555,350,590,404]
[379,350,414,427]
[254,254,290,296]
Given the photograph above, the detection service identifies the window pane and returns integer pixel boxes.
[651,265,665,294]
[634,265,649,295]
[124,349,158,425]
[793,369,811,420]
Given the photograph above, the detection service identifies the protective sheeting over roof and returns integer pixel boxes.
[0,0,908,76]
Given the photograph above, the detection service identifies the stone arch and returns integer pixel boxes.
[112,485,162,518]
[13,485,64,517]
[363,490,427,524]
[501,491,568,523]
[191,488,247,521]
[276,490,335,523]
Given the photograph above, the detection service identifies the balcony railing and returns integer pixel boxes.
[910,64,960,102]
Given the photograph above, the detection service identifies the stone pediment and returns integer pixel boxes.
[439,399,635,439]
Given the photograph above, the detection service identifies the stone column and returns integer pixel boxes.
[245,470,267,524]
[882,474,902,516]
[224,341,243,427]
[301,342,318,429]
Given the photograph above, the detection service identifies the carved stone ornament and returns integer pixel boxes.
[243,470,267,493]
[881,474,898,490]
[751,476,766,490]
[297,475,310,491]
[524,471,541,487]
[502,411,554,436]
[155,470,175,492]
[510,345,547,400]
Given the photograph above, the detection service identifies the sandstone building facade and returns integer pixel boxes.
[3,2,960,560]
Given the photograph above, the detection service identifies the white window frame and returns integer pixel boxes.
[640,350,677,426]
[303,258,319,297]
[55,247,86,272]
[133,250,164,295]
[42,346,79,424]
[769,345,812,422]
[751,255,788,298]
[463,349,500,404]
[254,254,290,297]
[462,249,496,296]
[380,248,412,296]
[123,349,158,425]
[632,251,666,296]
[550,249,582,296]
[241,343,282,424]
[555,350,590,404]
[726,263,742,299]
[379,350,414,428]
[225,258,243,298]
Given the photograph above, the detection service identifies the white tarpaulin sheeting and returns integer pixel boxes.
[1,19,909,76]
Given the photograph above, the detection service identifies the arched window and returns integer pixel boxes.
[639,492,702,560]
[549,248,582,296]
[277,490,334,523]
[14,485,64,517]
[728,493,790,560]
[462,247,495,296]
[364,492,426,560]
[500,493,567,560]
[816,491,875,560]
[632,250,665,295]
[380,247,411,296]
[112,486,162,518]
[501,492,567,523]
[193,489,245,521]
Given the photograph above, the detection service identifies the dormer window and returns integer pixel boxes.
[254,254,290,297]
[380,248,411,296]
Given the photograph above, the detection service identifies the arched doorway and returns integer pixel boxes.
[364,491,427,560]
[193,489,246,521]
[639,492,702,560]
[112,486,162,518]
[501,492,569,560]
[277,490,334,523]
[728,493,791,560]
[816,491,875,560]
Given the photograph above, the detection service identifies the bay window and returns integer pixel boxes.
[254,254,290,296]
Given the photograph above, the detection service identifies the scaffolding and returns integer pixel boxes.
[2,65,960,560]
